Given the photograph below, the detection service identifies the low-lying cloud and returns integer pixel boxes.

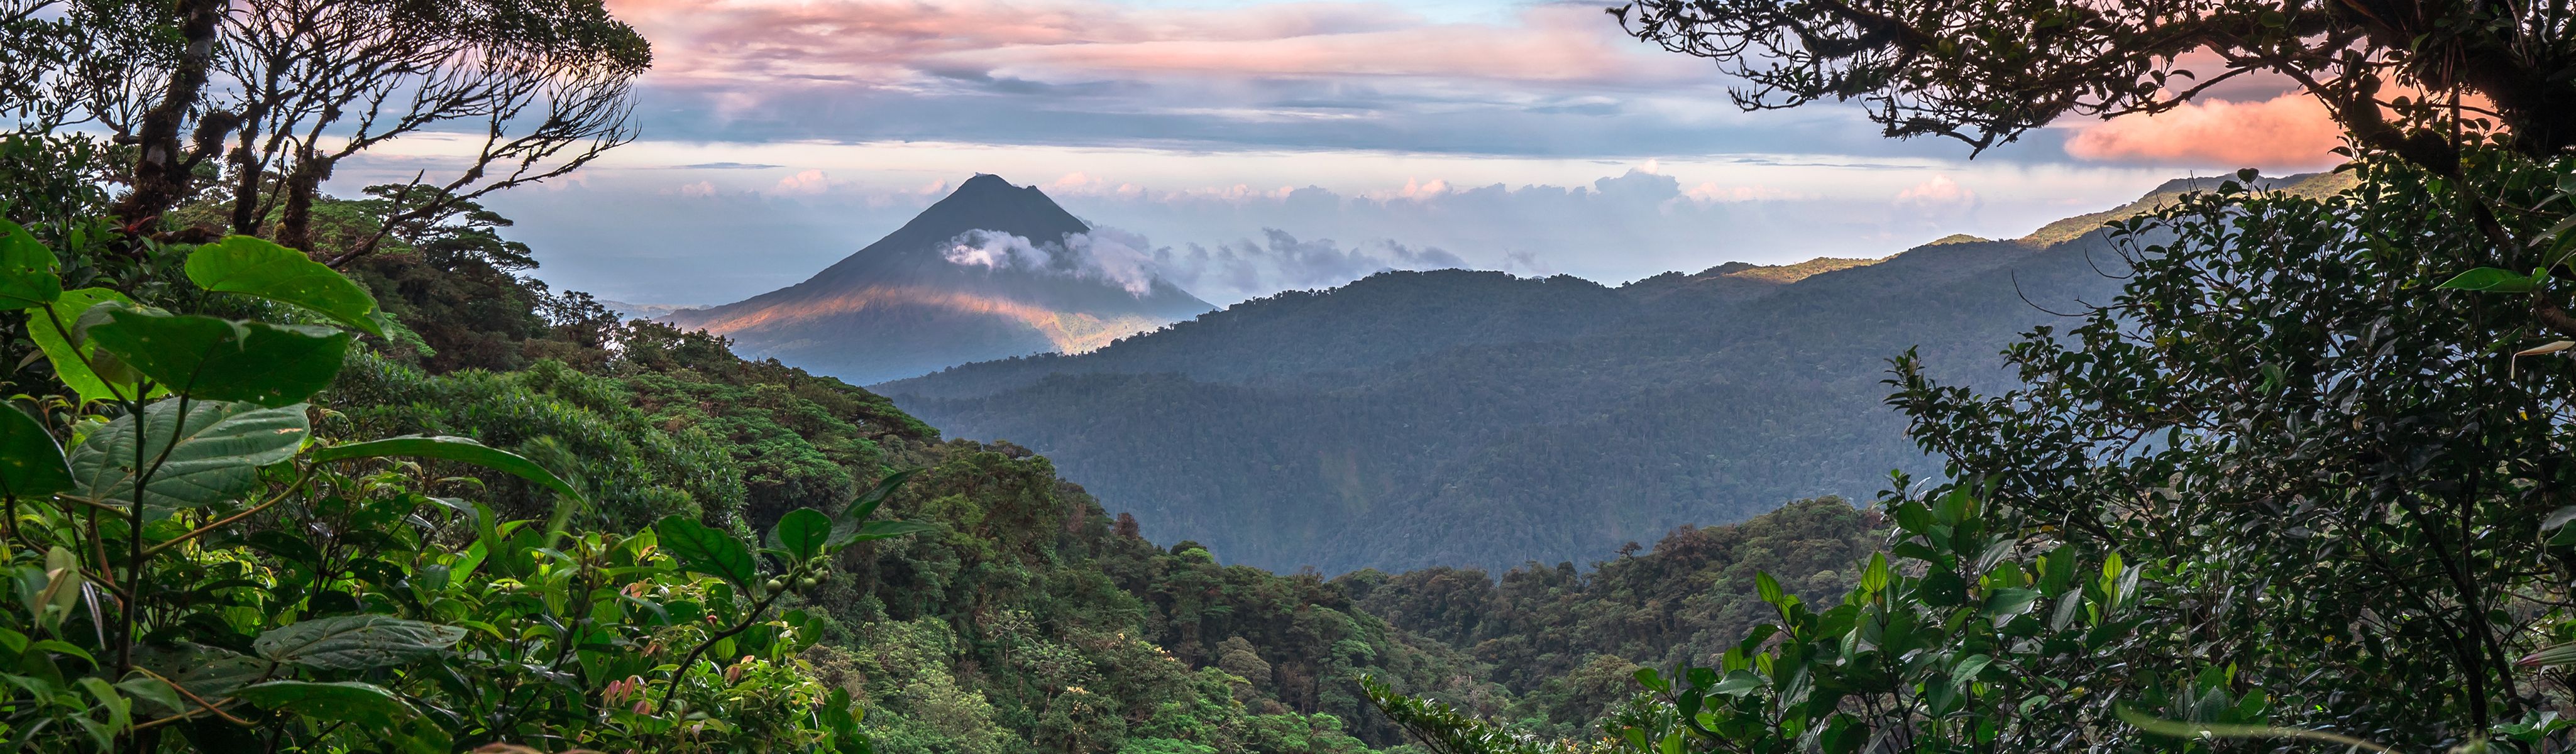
[944,229,1162,296]
[1154,229,1467,303]
[944,225,1465,302]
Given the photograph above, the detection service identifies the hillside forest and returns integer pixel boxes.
[3,0,2576,753]
[879,173,2353,576]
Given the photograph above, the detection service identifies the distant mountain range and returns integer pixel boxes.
[871,172,2353,574]
[665,174,1213,384]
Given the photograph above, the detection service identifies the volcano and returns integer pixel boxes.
[665,175,1214,384]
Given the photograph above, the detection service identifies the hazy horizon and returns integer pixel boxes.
[315,0,2345,307]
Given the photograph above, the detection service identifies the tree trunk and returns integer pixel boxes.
[110,0,228,226]
[273,156,333,254]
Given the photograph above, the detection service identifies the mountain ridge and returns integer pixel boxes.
[873,172,2331,574]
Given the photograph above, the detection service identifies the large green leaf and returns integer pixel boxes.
[131,642,265,713]
[309,435,580,501]
[254,615,466,670]
[2436,266,2538,293]
[85,309,350,407]
[654,515,757,586]
[0,221,60,310]
[842,468,919,523]
[26,289,163,405]
[2115,704,2391,751]
[184,236,381,336]
[0,404,70,498]
[769,508,832,561]
[67,400,309,510]
[234,680,419,729]
[2518,642,2576,667]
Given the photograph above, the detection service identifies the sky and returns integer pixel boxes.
[329,0,2348,306]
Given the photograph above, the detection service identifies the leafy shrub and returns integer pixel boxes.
[0,227,931,751]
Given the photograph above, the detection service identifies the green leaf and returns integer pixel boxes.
[1631,667,1667,692]
[67,400,309,510]
[133,642,265,702]
[185,236,381,335]
[254,615,466,670]
[2436,266,2537,293]
[844,468,919,523]
[0,404,70,499]
[85,309,350,407]
[1754,572,1785,605]
[2545,506,2576,534]
[234,680,419,729]
[830,518,937,547]
[0,221,60,310]
[309,435,580,502]
[33,546,82,631]
[1952,653,1994,682]
[1858,552,1890,593]
[1982,588,2042,623]
[2115,704,2391,751]
[26,290,163,405]
[116,676,185,716]
[1918,569,1969,606]
[654,515,757,586]
[1709,670,1763,696]
[769,508,832,561]
[2518,642,2576,668]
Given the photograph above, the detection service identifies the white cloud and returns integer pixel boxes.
[1152,229,1467,302]
[943,228,1163,296]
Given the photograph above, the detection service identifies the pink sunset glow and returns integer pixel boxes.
[2066,93,2346,168]
[605,0,1689,87]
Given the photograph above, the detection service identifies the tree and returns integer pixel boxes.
[1353,3,2576,753]
[13,0,647,261]
[1616,0,2576,332]
[213,0,649,259]
[1613,0,2573,161]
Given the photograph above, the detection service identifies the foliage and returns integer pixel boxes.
[1,0,651,255]
[1368,0,2576,743]
[1374,156,2576,751]
[1613,0,2576,164]
[0,227,903,751]
[1340,498,1883,736]
[1362,676,1595,754]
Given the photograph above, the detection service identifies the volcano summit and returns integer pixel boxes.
[666,175,1214,384]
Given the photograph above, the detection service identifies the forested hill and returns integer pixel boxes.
[877,172,2354,576]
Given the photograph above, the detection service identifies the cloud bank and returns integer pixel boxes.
[944,228,1162,296]
[596,0,1931,159]
[462,156,2203,307]
[1155,229,1467,303]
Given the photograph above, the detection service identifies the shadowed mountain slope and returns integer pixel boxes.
[872,173,2337,574]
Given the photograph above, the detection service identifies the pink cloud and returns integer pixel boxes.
[1895,175,1975,208]
[607,0,1688,89]
[774,168,832,194]
[2065,93,2344,168]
